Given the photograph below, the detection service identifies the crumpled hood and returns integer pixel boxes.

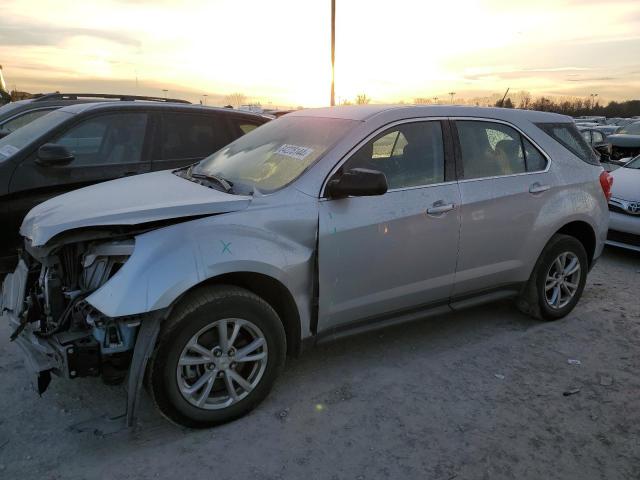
[610,166,640,201]
[21,170,252,246]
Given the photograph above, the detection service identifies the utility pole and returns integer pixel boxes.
[162,89,168,99]
[448,91,456,104]
[203,94,208,106]
[432,96,438,104]
[330,0,336,106]
[590,93,598,109]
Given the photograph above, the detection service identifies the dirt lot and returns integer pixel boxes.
[0,247,639,480]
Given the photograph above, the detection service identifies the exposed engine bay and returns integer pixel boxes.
[6,237,138,393]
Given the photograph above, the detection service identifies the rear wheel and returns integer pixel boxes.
[148,285,286,428]
[517,234,588,320]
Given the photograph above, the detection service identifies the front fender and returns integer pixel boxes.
[86,205,317,323]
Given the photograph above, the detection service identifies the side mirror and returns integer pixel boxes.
[36,143,74,166]
[326,168,388,199]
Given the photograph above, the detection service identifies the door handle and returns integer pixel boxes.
[529,182,550,194]
[427,202,455,215]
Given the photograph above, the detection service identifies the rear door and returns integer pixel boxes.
[318,120,460,332]
[451,119,552,297]
[8,110,151,230]
[151,112,234,171]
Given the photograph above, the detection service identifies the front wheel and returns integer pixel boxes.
[517,234,588,321]
[148,285,286,428]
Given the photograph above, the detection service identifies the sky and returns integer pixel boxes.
[1,0,639,107]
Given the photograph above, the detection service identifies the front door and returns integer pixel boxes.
[318,120,461,333]
[8,111,151,238]
[150,112,234,171]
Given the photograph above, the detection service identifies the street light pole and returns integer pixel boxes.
[330,0,335,106]
[449,91,456,104]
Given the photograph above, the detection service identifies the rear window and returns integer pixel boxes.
[536,122,599,165]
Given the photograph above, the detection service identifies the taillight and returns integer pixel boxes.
[599,171,613,201]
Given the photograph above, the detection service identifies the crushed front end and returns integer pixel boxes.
[1,238,139,394]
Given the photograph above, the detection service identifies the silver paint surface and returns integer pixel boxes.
[19,105,609,342]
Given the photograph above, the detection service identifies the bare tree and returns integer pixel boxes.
[225,92,247,108]
[517,91,532,110]
[413,97,431,104]
[355,94,371,105]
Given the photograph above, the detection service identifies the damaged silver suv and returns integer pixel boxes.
[2,106,611,428]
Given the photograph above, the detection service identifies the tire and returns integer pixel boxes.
[148,285,286,428]
[517,234,588,321]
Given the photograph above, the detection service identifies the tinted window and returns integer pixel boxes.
[457,121,526,179]
[0,110,72,161]
[536,122,599,165]
[161,113,228,160]
[343,121,445,189]
[237,122,261,134]
[54,113,147,165]
[1,109,56,133]
[523,138,547,172]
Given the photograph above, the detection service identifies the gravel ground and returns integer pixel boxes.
[0,247,638,480]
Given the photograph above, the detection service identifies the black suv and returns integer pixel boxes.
[0,101,270,270]
[0,93,191,138]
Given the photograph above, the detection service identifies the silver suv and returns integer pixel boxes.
[1,105,611,428]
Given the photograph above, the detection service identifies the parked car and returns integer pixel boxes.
[607,155,640,251]
[593,125,621,137]
[1,105,610,428]
[605,121,640,162]
[0,101,270,271]
[0,93,190,139]
[578,126,612,161]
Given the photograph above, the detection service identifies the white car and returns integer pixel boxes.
[608,155,640,251]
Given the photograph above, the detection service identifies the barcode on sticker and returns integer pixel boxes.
[275,144,313,160]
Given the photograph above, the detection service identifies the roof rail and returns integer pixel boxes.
[32,93,191,104]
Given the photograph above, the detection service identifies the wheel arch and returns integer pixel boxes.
[173,272,302,357]
[555,220,597,267]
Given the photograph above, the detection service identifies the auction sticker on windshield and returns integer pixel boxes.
[0,145,19,158]
[275,144,314,161]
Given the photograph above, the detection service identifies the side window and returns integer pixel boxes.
[343,121,445,189]
[2,109,55,133]
[160,113,228,160]
[54,113,147,165]
[535,122,599,165]
[457,121,527,179]
[523,138,547,172]
[238,122,260,134]
[581,130,592,144]
[592,131,605,143]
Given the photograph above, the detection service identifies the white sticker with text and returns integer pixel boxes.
[275,144,314,161]
[0,144,19,158]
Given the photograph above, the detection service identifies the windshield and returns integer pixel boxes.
[0,110,73,160]
[194,116,359,192]
[618,123,640,135]
[624,155,640,169]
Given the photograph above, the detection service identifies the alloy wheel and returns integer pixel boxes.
[544,251,581,310]
[176,318,268,410]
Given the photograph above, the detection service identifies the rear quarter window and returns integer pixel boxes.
[536,122,599,165]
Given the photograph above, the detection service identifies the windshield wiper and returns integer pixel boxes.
[190,171,233,193]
